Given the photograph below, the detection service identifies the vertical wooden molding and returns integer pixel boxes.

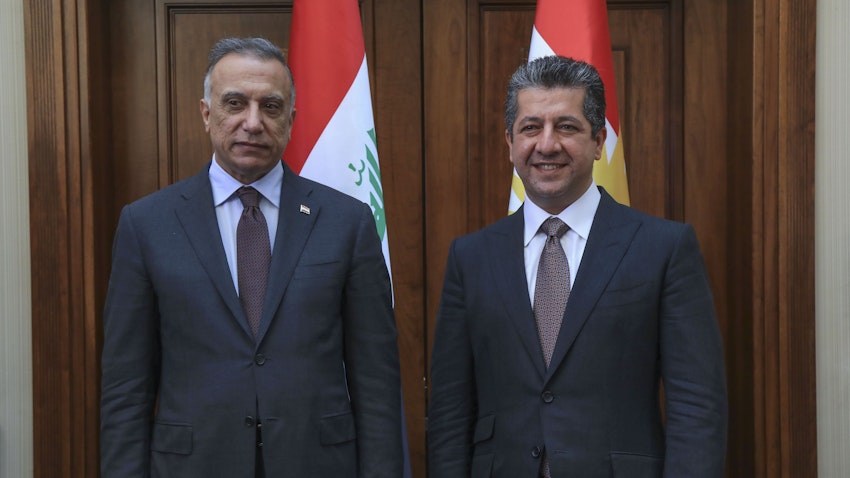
[777,0,817,475]
[726,0,756,474]
[751,0,818,476]
[24,0,100,475]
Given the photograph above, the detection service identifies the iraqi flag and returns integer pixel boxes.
[508,0,630,213]
[284,2,411,476]
[284,0,391,275]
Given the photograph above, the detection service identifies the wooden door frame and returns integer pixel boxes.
[23,0,816,476]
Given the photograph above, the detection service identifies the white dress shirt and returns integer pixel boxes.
[522,181,601,307]
[209,157,282,294]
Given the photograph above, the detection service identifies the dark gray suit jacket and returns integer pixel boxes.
[101,162,403,477]
[428,188,727,477]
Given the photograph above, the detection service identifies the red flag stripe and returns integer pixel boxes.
[284,0,365,173]
[534,0,620,134]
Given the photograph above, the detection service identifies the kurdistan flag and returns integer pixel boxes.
[284,0,391,277]
[508,0,630,214]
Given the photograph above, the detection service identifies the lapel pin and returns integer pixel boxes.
[300,204,311,215]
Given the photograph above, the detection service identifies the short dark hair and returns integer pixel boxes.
[203,37,295,111]
[505,55,606,139]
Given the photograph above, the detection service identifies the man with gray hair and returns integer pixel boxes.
[100,37,404,477]
[428,55,728,477]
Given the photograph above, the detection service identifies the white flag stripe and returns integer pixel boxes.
[508,171,524,214]
[528,27,555,60]
[604,119,619,165]
[299,58,392,278]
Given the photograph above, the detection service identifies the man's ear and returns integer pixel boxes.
[505,129,517,164]
[594,126,607,160]
[200,99,211,133]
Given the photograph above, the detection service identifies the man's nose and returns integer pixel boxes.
[535,126,562,154]
[242,104,264,133]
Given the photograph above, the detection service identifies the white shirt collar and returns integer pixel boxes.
[209,156,283,207]
[522,180,601,246]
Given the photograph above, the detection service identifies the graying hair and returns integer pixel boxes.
[505,55,606,139]
[203,37,296,112]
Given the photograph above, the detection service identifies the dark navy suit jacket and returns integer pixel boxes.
[101,162,403,477]
[428,188,727,477]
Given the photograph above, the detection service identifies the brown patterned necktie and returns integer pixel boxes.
[236,187,271,339]
[533,217,571,367]
[533,217,570,478]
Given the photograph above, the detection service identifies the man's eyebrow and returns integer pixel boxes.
[261,94,285,103]
[554,115,582,123]
[517,114,582,123]
[220,91,246,100]
[517,115,542,123]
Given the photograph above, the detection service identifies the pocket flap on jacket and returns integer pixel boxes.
[151,422,193,455]
[319,412,356,445]
[472,414,495,444]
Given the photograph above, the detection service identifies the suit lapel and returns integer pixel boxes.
[257,163,318,341]
[174,167,251,337]
[545,190,641,381]
[489,208,547,379]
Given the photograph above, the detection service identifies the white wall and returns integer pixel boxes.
[0,0,34,477]
[816,0,850,476]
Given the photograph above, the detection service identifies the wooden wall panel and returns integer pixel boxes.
[752,0,818,475]
[423,0,468,378]
[24,0,105,474]
[367,0,427,472]
[109,0,160,217]
[471,4,534,228]
[727,0,756,474]
[609,3,680,220]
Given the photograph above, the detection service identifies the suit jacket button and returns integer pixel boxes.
[245,416,255,427]
[541,390,554,403]
[531,446,542,459]
[254,354,266,365]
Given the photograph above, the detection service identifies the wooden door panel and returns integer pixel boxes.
[473,5,535,228]
[608,4,680,220]
[162,4,291,184]
[109,0,160,216]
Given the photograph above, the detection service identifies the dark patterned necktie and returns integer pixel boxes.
[236,187,271,339]
[533,217,571,367]
[533,217,570,478]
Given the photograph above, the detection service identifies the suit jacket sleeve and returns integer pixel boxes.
[427,238,477,477]
[100,205,160,477]
[343,202,404,477]
[660,224,728,477]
